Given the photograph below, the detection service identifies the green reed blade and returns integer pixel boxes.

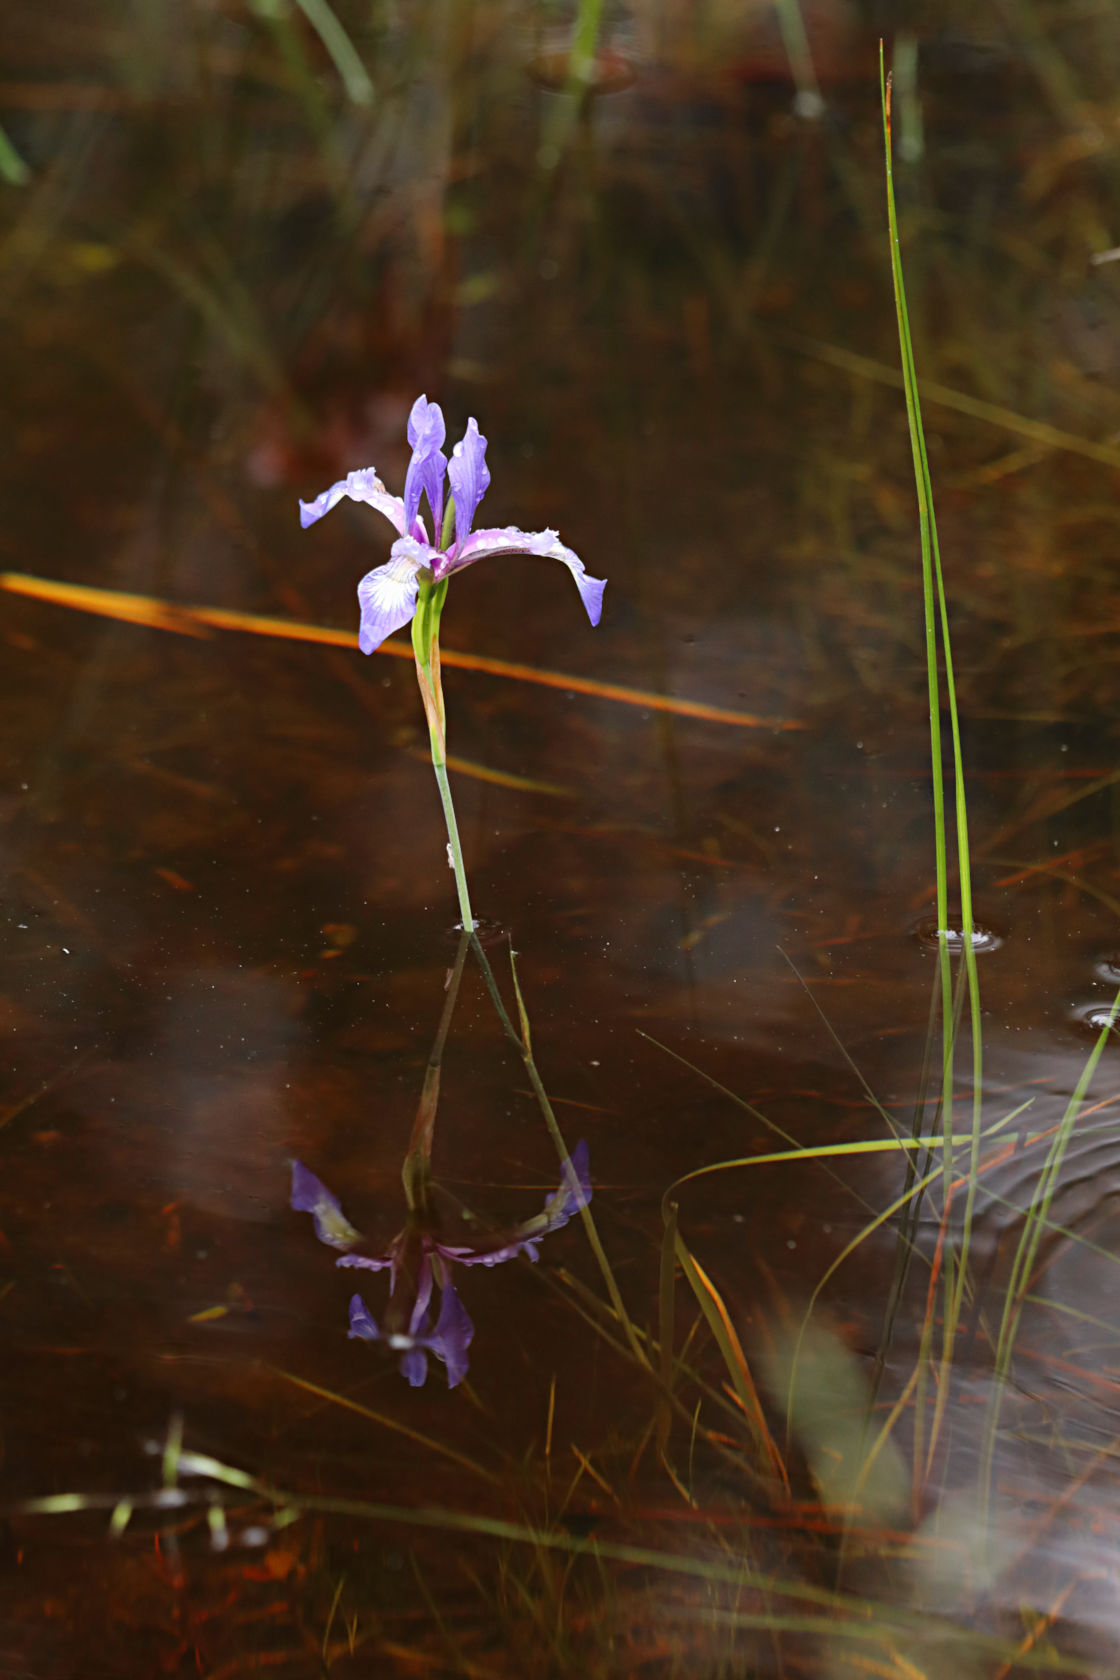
[880,45,983,1451]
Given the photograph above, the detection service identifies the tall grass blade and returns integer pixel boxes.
[881,44,982,1461]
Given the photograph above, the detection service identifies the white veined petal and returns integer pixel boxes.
[390,533,443,570]
[356,555,421,653]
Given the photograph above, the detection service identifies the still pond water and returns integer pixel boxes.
[5,1,1120,1674]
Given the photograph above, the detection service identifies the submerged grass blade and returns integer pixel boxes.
[779,332,1120,472]
[672,1235,788,1490]
[979,989,1120,1508]
[263,1365,502,1484]
[11,1458,1092,1667]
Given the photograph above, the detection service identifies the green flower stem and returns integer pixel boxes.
[411,573,476,933]
[432,757,475,932]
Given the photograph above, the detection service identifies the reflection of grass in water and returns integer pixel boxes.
[16,1430,1089,1676]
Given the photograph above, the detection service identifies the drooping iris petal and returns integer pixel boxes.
[435,526,606,627]
[290,1161,362,1250]
[347,1294,381,1341]
[427,1282,474,1388]
[403,395,448,537]
[398,1345,430,1387]
[298,467,407,535]
[447,418,491,548]
[444,1140,592,1268]
[337,1252,393,1272]
[357,554,422,654]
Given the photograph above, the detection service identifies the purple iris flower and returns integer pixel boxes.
[299,396,607,654]
[290,1141,592,1388]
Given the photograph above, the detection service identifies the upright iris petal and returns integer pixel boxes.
[447,419,491,550]
[403,395,448,537]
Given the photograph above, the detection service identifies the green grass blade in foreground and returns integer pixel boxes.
[881,48,982,1445]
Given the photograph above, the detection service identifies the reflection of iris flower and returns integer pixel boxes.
[299,395,607,653]
[290,1142,592,1389]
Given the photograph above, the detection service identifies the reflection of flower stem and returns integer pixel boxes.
[469,931,648,1371]
[403,928,472,1210]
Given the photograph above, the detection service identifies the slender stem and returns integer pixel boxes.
[411,574,476,931]
[431,755,475,932]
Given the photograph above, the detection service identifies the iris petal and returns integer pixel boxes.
[436,526,606,627]
[337,1252,392,1272]
[347,1294,381,1341]
[440,1142,592,1268]
[290,1160,361,1250]
[399,1346,429,1387]
[299,467,407,535]
[403,395,448,537]
[428,1282,474,1388]
[447,419,491,548]
[356,555,422,654]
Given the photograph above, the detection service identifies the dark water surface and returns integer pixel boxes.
[5,2,1120,1674]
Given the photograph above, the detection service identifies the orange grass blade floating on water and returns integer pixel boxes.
[0,571,802,731]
